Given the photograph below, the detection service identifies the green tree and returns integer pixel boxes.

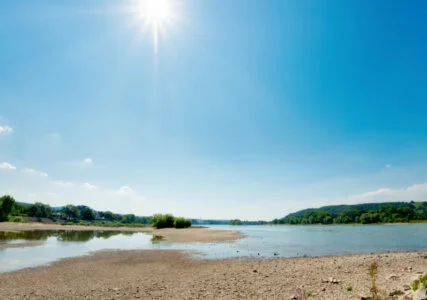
[0,195,16,222]
[229,219,243,225]
[28,202,52,219]
[81,206,96,221]
[61,205,80,221]
[100,211,117,221]
[10,202,29,216]
[121,214,136,224]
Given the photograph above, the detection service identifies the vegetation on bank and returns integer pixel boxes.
[0,195,191,228]
[3,194,427,227]
[275,201,427,225]
[152,214,192,229]
[229,219,268,225]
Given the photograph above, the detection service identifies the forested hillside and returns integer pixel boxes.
[274,201,427,224]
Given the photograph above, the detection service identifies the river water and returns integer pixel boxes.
[1,224,426,273]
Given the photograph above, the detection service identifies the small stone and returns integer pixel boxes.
[389,290,404,296]
[253,270,257,273]
[321,288,326,292]
[403,284,411,291]
[329,277,340,284]
[389,274,400,280]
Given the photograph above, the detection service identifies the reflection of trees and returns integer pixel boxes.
[95,231,121,239]
[56,231,96,242]
[0,230,52,241]
[56,230,131,242]
[120,231,138,236]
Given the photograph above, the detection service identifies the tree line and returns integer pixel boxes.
[0,195,190,228]
[229,219,268,225]
[275,201,427,225]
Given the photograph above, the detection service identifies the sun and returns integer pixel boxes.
[136,0,173,54]
[138,0,171,25]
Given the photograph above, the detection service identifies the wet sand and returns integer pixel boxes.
[0,222,243,243]
[1,250,426,299]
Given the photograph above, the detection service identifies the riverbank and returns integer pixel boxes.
[1,250,426,299]
[0,222,243,243]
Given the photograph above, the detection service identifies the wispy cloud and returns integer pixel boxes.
[22,168,48,177]
[82,182,97,190]
[0,125,13,136]
[0,162,16,170]
[83,158,93,165]
[349,182,427,203]
[116,186,135,196]
[53,180,74,187]
[385,164,392,168]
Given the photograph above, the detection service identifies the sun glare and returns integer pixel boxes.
[136,0,173,54]
[139,0,171,25]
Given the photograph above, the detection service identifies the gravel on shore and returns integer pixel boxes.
[1,250,426,299]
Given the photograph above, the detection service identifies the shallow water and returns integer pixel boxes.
[1,224,427,273]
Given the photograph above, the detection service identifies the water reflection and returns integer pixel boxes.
[0,230,138,243]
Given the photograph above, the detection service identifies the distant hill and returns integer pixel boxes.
[278,201,427,224]
[285,202,419,218]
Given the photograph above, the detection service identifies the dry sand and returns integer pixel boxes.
[0,249,426,299]
[152,227,243,243]
[0,222,243,243]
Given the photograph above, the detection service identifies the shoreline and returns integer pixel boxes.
[0,222,243,243]
[1,249,426,299]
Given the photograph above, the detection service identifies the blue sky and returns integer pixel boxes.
[1,0,427,220]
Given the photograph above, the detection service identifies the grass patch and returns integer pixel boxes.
[151,235,164,243]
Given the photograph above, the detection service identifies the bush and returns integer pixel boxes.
[152,214,175,229]
[174,217,192,229]
[8,215,23,222]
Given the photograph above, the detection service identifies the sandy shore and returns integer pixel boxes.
[0,222,242,243]
[0,250,426,299]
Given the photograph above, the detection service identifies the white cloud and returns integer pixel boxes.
[116,186,135,196]
[82,182,97,190]
[0,125,13,135]
[83,158,93,165]
[385,164,392,168]
[349,182,427,203]
[53,180,74,187]
[0,162,16,170]
[22,168,48,177]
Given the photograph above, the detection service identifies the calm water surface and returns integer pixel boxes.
[1,224,426,273]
